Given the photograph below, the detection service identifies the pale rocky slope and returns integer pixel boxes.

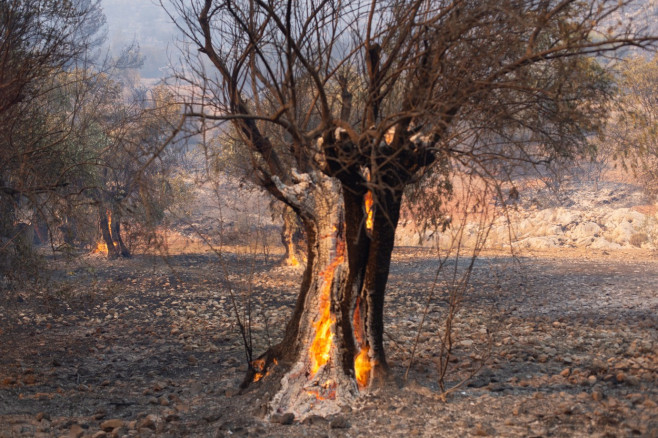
[398,173,658,252]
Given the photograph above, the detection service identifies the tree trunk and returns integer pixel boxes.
[110,204,130,258]
[355,186,403,384]
[244,173,404,420]
[99,207,119,259]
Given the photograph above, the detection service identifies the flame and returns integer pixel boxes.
[354,346,372,388]
[384,127,395,145]
[286,237,300,267]
[93,210,113,254]
[93,241,108,253]
[306,379,337,400]
[364,191,374,232]
[309,282,334,374]
[308,233,345,377]
[352,298,372,388]
[251,357,277,383]
[252,358,266,382]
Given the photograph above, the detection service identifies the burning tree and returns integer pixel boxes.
[165,0,656,419]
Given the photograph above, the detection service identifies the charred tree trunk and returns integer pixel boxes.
[109,203,130,258]
[354,186,403,385]
[244,171,405,419]
[98,207,119,259]
[244,175,363,419]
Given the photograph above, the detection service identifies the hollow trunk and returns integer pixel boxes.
[246,174,404,420]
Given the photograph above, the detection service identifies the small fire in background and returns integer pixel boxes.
[94,240,108,254]
[285,231,301,267]
[93,210,112,254]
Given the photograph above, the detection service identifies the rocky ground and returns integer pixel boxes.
[0,244,656,437]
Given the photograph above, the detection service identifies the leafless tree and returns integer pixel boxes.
[164,0,656,418]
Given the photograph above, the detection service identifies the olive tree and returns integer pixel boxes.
[165,0,656,418]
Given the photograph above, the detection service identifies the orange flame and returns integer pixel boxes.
[364,191,374,232]
[352,298,372,388]
[93,241,108,253]
[252,358,267,382]
[251,358,277,382]
[286,236,300,267]
[309,279,335,375]
[308,233,345,377]
[306,379,337,400]
[354,346,372,388]
[93,210,113,254]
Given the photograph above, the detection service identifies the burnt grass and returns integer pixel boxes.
[0,247,657,437]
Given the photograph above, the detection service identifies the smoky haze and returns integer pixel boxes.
[102,0,180,79]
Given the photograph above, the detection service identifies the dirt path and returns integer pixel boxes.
[0,248,656,437]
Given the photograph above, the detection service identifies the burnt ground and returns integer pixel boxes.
[0,247,657,437]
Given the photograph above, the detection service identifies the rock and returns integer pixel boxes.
[93,409,106,420]
[301,415,328,425]
[643,398,657,408]
[203,412,222,423]
[330,416,350,429]
[271,413,295,425]
[136,417,156,430]
[100,419,123,431]
[91,432,107,438]
[165,413,181,422]
[560,368,571,377]
[589,358,608,374]
[68,424,84,438]
[473,423,495,436]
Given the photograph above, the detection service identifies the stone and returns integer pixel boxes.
[271,413,295,425]
[165,413,181,423]
[560,368,571,377]
[68,424,84,438]
[330,416,350,429]
[100,419,123,431]
[136,417,156,430]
